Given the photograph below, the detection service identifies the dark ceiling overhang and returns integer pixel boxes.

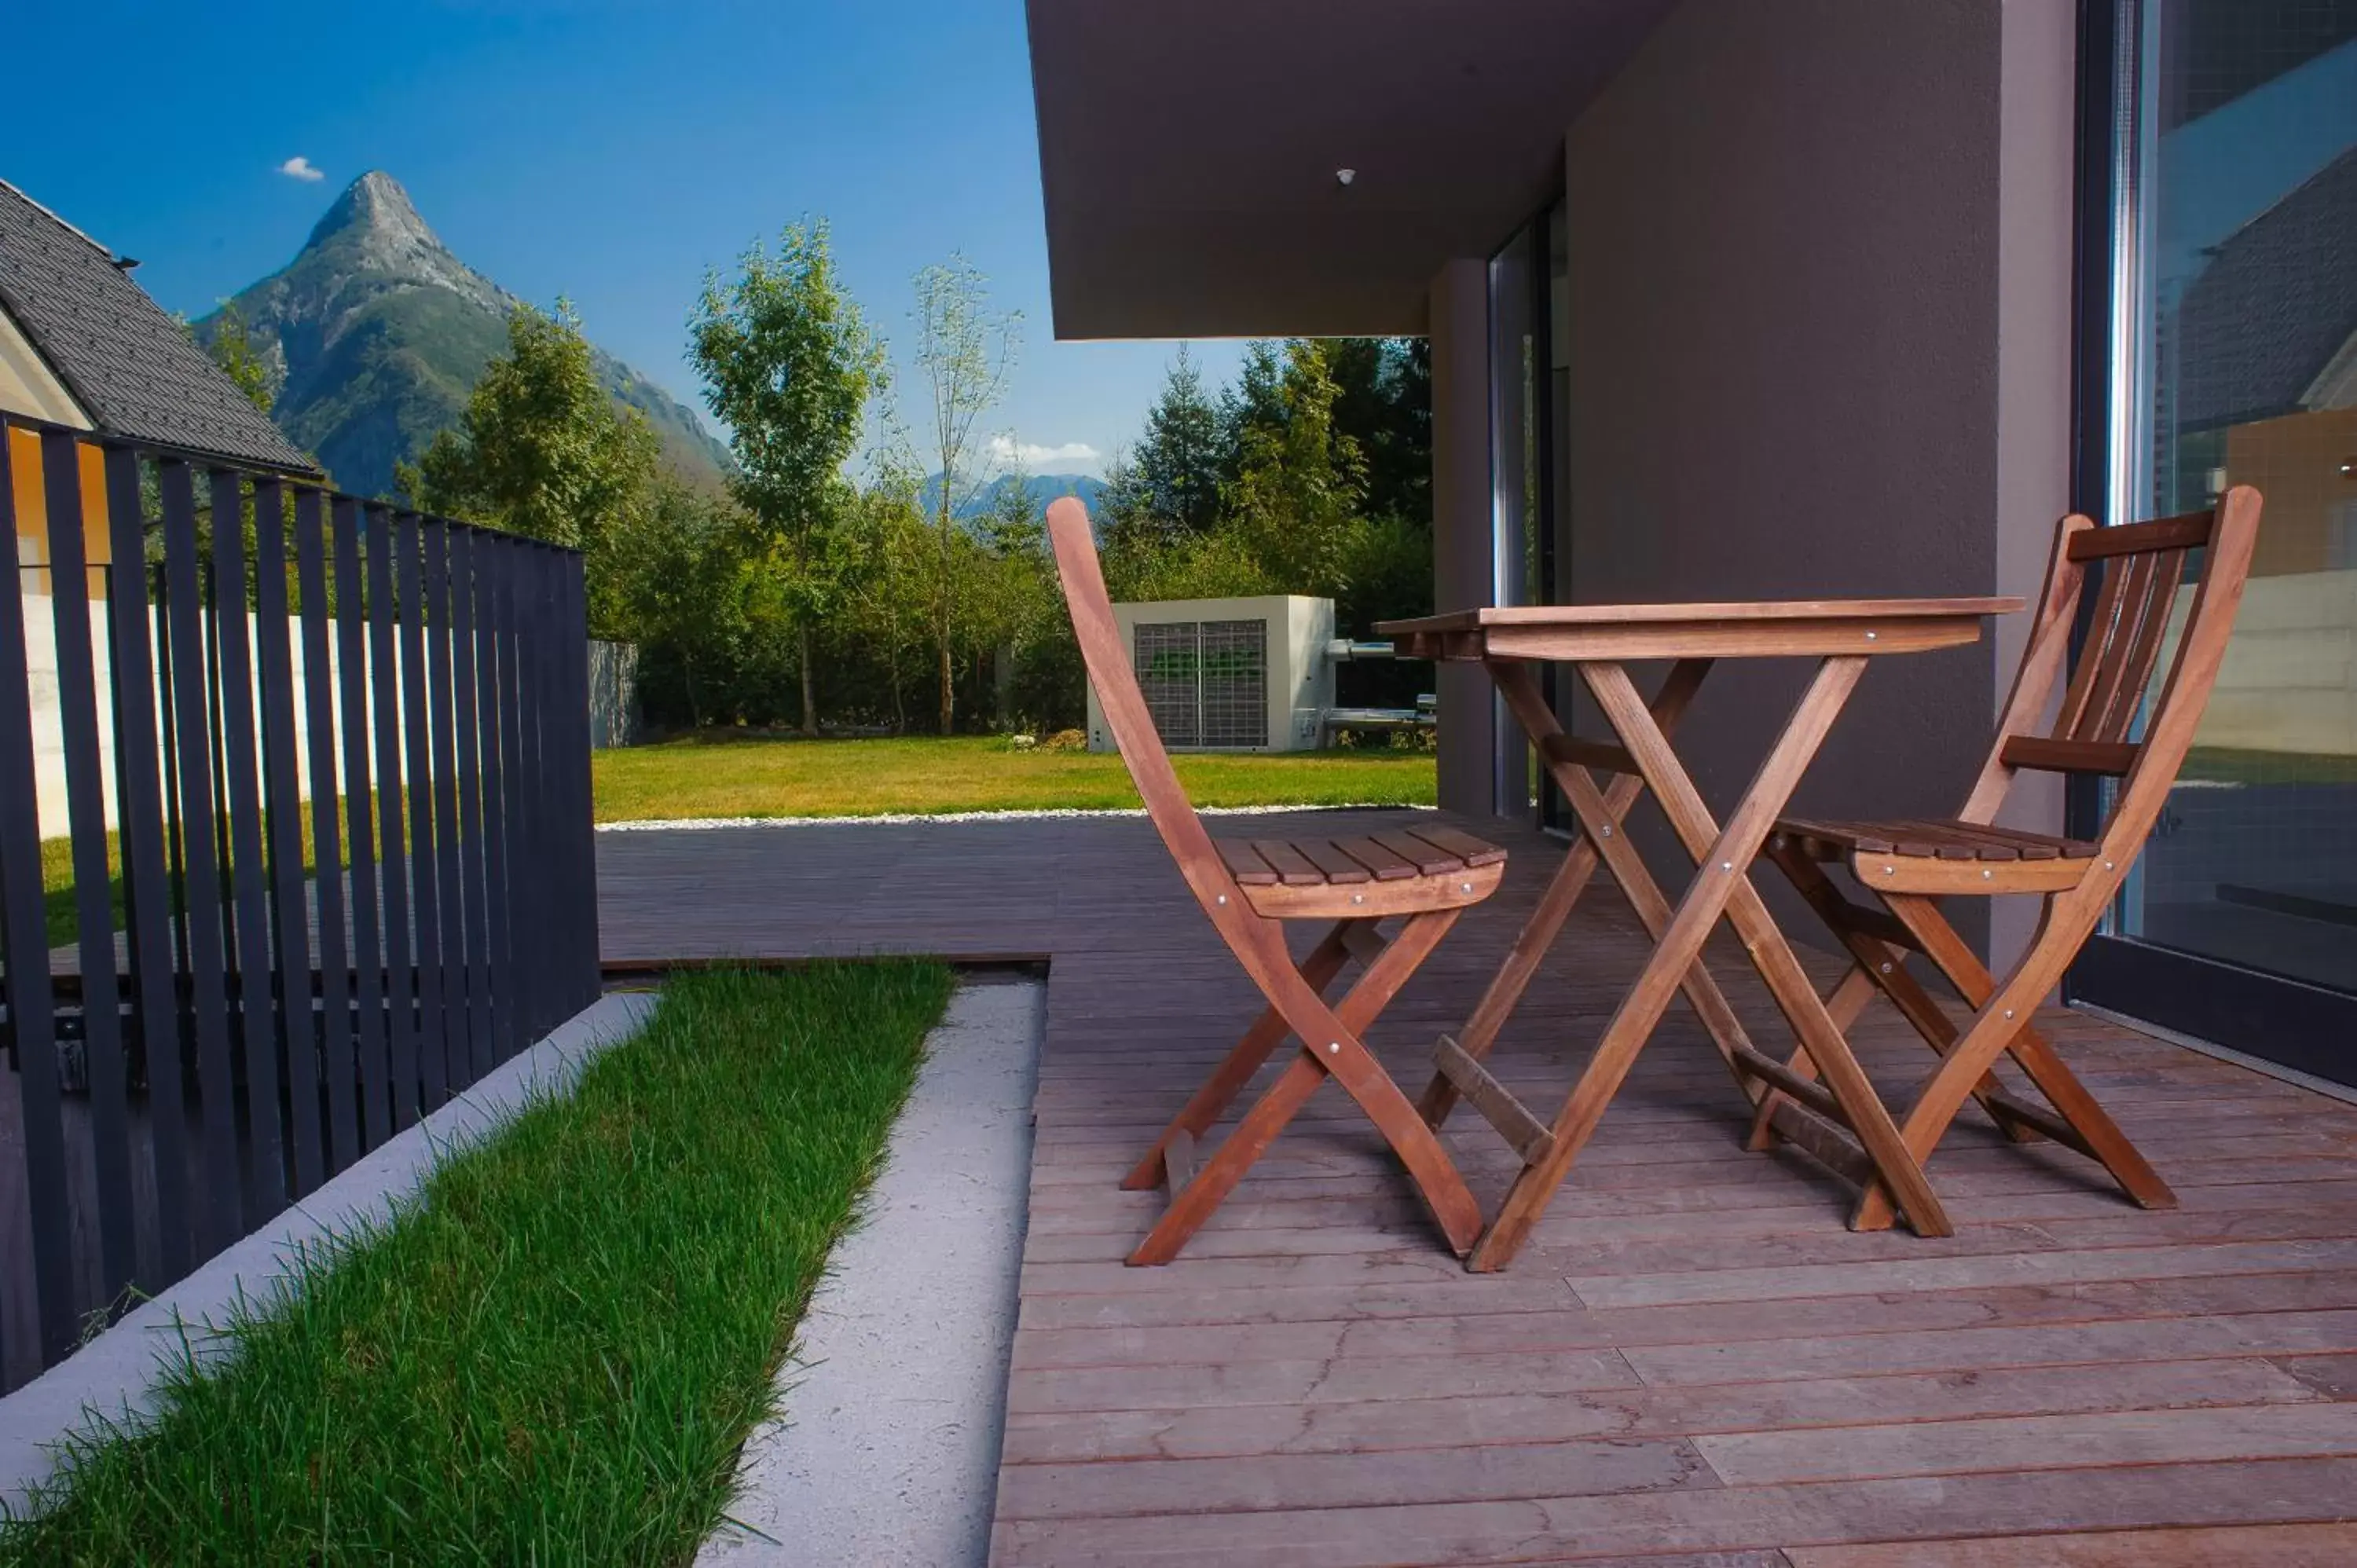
[1025,0,1677,340]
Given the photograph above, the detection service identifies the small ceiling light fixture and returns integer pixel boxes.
[1335,168,1356,187]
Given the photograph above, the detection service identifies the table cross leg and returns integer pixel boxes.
[1468,656,1951,1273]
[1585,657,1952,1241]
[1417,658,1721,1128]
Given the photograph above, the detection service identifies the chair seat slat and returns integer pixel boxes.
[1372,830,1462,875]
[1409,824,1508,868]
[1215,840,1280,885]
[1296,839,1375,884]
[1332,837,1422,880]
[1249,838,1328,886]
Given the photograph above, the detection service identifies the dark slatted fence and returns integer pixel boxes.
[0,413,599,1390]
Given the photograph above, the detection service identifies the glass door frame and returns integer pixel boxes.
[1486,197,1571,831]
[2065,0,2357,1084]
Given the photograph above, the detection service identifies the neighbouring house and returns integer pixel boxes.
[2,175,323,832]
[0,176,319,483]
[1022,0,2357,1080]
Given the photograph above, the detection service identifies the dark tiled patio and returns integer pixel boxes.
[599,810,2357,1566]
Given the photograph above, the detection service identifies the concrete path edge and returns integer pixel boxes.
[697,979,1043,1568]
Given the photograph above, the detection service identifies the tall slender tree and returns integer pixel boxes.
[908,255,1017,733]
[689,221,885,736]
[1127,343,1223,540]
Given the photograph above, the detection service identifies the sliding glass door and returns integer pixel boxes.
[2072,0,2357,1083]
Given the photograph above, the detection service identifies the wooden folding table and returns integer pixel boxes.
[1379,598,2020,1272]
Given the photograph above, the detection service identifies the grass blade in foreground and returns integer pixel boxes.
[2,962,954,1564]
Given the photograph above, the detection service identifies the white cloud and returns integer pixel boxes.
[277,156,324,183]
[984,434,1102,473]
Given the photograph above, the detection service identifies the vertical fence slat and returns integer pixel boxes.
[102,446,192,1283]
[296,491,357,1174]
[489,537,528,1057]
[561,552,599,1006]
[294,493,355,1167]
[394,515,447,1109]
[334,500,389,1148]
[253,483,322,1197]
[470,532,512,1064]
[422,522,471,1090]
[159,463,240,1254]
[517,545,553,1039]
[364,504,417,1131]
[0,424,82,1365]
[213,471,287,1220]
[449,529,494,1083]
[40,430,141,1306]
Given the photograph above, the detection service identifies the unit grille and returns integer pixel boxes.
[1131,619,1269,749]
[1135,621,1202,748]
[1199,620,1268,747]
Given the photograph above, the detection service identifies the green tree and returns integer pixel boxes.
[1325,337,1431,525]
[1125,343,1222,540]
[405,299,660,599]
[1215,340,1287,493]
[1224,339,1369,593]
[908,255,1017,733]
[689,221,885,736]
[603,482,750,728]
[198,302,279,414]
[842,452,934,734]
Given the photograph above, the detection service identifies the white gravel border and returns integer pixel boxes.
[599,801,1433,832]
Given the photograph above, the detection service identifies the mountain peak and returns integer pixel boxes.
[216,168,732,497]
[306,170,442,257]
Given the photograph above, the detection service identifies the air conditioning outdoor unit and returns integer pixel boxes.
[1088,595,1336,753]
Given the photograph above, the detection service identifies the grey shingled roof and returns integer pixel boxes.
[2174,145,2357,432]
[0,178,319,474]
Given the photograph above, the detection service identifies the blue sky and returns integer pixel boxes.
[0,0,1242,477]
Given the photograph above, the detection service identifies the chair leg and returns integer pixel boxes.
[1128,910,1484,1264]
[1295,909,1486,1255]
[1120,920,1358,1191]
[1129,1054,1328,1264]
[1750,842,2034,1151]
[1882,892,2176,1211]
[1851,890,2172,1230]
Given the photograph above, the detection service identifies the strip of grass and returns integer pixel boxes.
[0,962,955,1563]
[592,732,1438,822]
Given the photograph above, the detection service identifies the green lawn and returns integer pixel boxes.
[0,962,954,1563]
[592,733,1438,822]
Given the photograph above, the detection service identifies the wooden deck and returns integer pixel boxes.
[598,809,2357,1566]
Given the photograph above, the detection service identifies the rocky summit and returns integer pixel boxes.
[202,170,730,498]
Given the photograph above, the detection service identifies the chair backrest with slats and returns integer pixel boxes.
[1047,498,1267,936]
[1967,486,2263,856]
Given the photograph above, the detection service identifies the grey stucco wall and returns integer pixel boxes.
[1551,0,2082,953]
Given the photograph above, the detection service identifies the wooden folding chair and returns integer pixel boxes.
[1047,498,1501,1265]
[1750,488,2264,1229]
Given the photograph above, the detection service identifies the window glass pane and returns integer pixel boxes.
[2117,0,2357,993]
